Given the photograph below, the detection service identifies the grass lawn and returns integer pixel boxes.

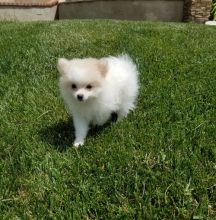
[0,20,216,219]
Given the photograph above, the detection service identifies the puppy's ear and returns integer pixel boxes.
[57,58,69,75]
[98,58,108,77]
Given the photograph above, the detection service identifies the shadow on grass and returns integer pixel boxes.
[39,115,117,152]
[39,119,75,152]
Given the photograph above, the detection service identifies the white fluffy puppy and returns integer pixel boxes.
[57,55,139,147]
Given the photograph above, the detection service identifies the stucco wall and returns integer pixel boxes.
[59,0,184,22]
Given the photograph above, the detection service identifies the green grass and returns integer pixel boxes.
[0,20,216,219]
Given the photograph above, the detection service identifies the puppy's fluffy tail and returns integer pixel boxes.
[117,54,139,75]
[110,54,140,111]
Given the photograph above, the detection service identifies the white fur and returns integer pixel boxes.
[58,55,139,147]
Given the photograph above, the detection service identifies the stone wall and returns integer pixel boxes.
[183,0,212,22]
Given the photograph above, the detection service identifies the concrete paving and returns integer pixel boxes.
[205,21,216,26]
[0,0,58,21]
[0,6,57,21]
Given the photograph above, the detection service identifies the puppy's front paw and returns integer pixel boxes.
[73,141,84,148]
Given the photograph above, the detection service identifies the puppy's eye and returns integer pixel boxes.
[86,85,93,90]
[71,84,77,89]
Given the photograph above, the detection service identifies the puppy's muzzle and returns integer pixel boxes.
[77,94,84,101]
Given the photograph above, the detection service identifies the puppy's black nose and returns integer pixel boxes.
[77,94,83,101]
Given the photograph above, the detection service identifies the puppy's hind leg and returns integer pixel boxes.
[118,102,135,121]
[110,112,118,122]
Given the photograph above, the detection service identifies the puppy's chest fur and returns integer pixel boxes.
[73,100,114,126]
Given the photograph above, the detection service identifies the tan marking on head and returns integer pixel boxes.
[74,58,108,78]
[57,58,70,75]
[98,58,108,77]
[58,57,108,79]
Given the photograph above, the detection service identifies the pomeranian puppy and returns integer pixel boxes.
[57,55,139,147]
